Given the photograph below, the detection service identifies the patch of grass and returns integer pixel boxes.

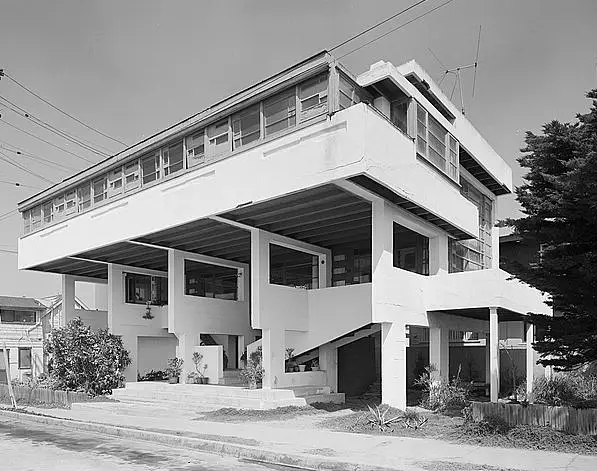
[195,405,322,422]
[416,461,523,471]
[453,422,597,455]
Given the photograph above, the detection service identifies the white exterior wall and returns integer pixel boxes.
[18,105,479,271]
[0,319,44,381]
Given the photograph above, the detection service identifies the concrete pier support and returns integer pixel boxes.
[381,322,407,410]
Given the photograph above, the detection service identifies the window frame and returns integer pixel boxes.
[232,103,261,150]
[18,347,32,369]
[184,259,240,301]
[124,272,168,306]
[415,103,459,182]
[161,141,184,177]
[108,167,124,198]
[77,182,92,212]
[263,87,297,137]
[298,74,328,122]
[186,129,206,168]
[92,175,108,205]
[124,160,140,193]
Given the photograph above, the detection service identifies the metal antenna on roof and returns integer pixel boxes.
[428,26,482,116]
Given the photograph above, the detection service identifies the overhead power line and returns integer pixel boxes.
[0,180,43,190]
[0,247,18,254]
[330,0,429,52]
[0,208,18,221]
[337,0,457,60]
[0,96,112,157]
[0,116,94,163]
[0,70,127,147]
[0,142,78,172]
[0,150,55,184]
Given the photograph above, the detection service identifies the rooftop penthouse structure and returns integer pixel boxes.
[17,52,549,408]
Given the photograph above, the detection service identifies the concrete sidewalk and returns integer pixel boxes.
[1,401,595,471]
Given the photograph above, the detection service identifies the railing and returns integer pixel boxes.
[471,401,597,435]
[0,384,93,407]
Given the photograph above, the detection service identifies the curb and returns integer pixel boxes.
[0,408,401,471]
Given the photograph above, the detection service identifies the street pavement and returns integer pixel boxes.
[0,415,294,471]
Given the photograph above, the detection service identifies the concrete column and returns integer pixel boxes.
[485,332,491,396]
[319,344,338,393]
[381,322,407,410]
[238,335,246,369]
[121,334,138,383]
[373,96,391,119]
[526,322,535,397]
[429,320,449,382]
[489,307,500,402]
[261,327,285,389]
[61,275,76,327]
[175,332,197,384]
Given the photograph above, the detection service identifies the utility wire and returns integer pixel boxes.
[1,70,127,147]
[0,150,55,184]
[0,247,18,254]
[0,208,18,221]
[0,180,43,190]
[0,96,112,157]
[330,0,429,52]
[0,117,94,163]
[0,143,78,172]
[337,0,457,59]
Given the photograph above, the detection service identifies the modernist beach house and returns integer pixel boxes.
[17,52,550,409]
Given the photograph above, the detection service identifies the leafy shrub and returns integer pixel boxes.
[45,318,131,396]
[478,414,511,435]
[531,372,597,408]
[367,404,402,431]
[416,365,471,412]
[138,370,168,382]
[240,346,264,388]
[166,358,184,379]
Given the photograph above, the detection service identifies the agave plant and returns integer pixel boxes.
[366,404,402,432]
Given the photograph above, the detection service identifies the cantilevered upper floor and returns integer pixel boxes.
[17,51,512,273]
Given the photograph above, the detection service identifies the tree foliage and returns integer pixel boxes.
[504,89,597,369]
[45,318,131,395]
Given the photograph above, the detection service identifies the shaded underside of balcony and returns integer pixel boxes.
[433,307,528,322]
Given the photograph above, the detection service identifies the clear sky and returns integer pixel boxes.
[0,0,595,304]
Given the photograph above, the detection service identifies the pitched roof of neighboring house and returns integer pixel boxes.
[38,294,90,311]
[0,295,46,311]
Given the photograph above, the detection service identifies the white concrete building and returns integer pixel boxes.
[16,52,550,408]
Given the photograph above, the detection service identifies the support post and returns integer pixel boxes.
[261,328,284,389]
[526,322,535,397]
[319,344,338,393]
[61,274,76,327]
[485,332,491,396]
[429,316,449,382]
[381,322,407,410]
[175,332,196,384]
[489,307,500,402]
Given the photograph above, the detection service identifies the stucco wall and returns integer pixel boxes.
[137,336,178,376]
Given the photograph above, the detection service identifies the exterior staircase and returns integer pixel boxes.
[219,369,244,386]
[110,381,344,410]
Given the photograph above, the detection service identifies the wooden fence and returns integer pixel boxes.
[0,384,91,407]
[471,401,597,435]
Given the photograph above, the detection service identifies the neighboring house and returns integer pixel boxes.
[0,296,45,383]
[15,52,550,408]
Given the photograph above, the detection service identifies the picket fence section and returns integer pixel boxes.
[0,384,90,407]
[471,401,597,435]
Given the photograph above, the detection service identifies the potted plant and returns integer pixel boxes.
[298,364,306,372]
[311,359,320,371]
[240,346,264,389]
[166,357,183,384]
[285,347,297,373]
[240,351,247,369]
[223,350,229,370]
[187,352,208,384]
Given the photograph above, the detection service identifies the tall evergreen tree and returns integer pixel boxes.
[504,89,597,370]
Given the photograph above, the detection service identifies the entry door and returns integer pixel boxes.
[0,350,8,384]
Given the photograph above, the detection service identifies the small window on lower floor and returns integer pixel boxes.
[184,260,239,300]
[124,272,168,305]
[18,348,32,369]
[393,223,429,275]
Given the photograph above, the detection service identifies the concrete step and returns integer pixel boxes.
[304,393,345,405]
[223,369,242,378]
[287,385,332,397]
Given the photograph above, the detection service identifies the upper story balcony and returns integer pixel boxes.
[17,52,514,274]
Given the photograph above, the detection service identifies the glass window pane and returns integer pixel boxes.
[93,176,107,204]
[19,348,32,369]
[141,153,160,184]
[269,244,319,289]
[207,118,230,158]
[264,89,296,137]
[299,74,328,121]
[124,161,140,192]
[186,130,205,167]
[78,184,91,211]
[108,168,124,198]
[232,104,260,150]
[163,141,184,176]
[185,260,238,300]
